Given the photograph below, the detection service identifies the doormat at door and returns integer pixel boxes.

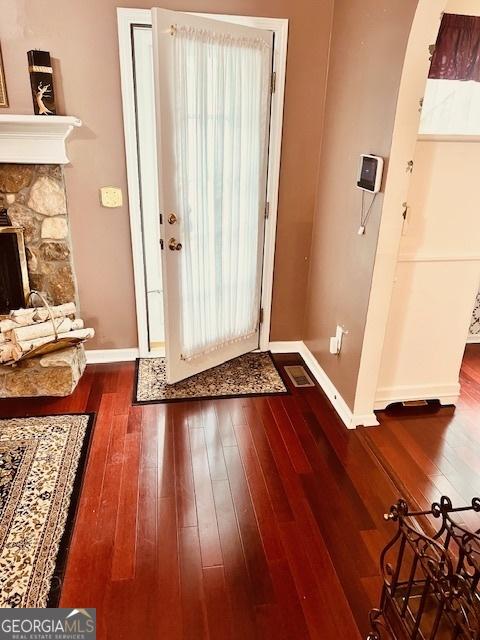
[134,351,288,404]
[0,413,94,607]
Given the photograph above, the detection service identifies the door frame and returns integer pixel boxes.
[117,7,288,358]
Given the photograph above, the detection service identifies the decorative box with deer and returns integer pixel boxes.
[27,49,56,116]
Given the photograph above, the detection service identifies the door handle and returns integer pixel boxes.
[168,237,182,251]
[168,213,178,225]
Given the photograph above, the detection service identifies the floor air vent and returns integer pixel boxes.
[284,365,315,388]
[401,400,429,407]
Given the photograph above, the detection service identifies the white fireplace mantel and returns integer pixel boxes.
[0,115,82,165]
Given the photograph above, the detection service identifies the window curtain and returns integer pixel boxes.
[172,25,272,361]
[429,13,480,81]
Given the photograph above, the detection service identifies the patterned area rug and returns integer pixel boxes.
[0,413,93,607]
[135,351,288,404]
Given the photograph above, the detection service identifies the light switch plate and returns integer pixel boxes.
[100,186,123,208]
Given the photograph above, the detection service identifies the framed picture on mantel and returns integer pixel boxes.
[0,43,8,107]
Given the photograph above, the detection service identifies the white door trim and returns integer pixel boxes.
[117,8,288,358]
[117,8,154,358]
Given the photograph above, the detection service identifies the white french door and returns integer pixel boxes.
[152,8,273,383]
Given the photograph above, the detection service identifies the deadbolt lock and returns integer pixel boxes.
[168,213,178,225]
[168,237,182,251]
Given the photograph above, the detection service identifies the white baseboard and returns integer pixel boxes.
[298,343,379,429]
[374,382,460,410]
[86,342,379,429]
[88,342,297,364]
[86,348,139,364]
[467,333,480,344]
[268,341,304,353]
[269,341,379,429]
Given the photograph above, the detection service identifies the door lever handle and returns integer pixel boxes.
[168,237,182,251]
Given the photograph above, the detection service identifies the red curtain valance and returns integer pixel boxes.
[429,13,480,82]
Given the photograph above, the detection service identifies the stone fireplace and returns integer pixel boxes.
[0,163,86,399]
[0,114,89,397]
[0,164,85,398]
[0,163,78,308]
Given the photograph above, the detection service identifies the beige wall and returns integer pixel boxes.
[376,139,480,404]
[304,0,418,408]
[375,0,480,403]
[448,0,480,338]
[0,0,333,349]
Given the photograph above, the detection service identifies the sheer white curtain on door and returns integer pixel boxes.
[172,25,272,361]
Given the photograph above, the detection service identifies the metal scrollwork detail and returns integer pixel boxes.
[367,495,480,640]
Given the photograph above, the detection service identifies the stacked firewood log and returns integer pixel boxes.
[0,302,94,364]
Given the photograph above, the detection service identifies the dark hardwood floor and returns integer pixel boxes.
[0,348,479,639]
[361,344,480,534]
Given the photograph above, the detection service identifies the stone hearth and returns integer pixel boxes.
[0,163,82,398]
[0,346,86,397]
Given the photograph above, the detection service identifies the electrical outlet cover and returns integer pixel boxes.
[329,336,339,354]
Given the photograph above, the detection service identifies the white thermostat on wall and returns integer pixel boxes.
[100,186,123,208]
[357,154,384,193]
